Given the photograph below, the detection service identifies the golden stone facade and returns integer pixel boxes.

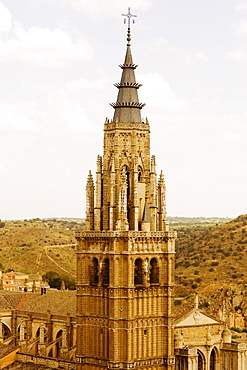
[0,25,245,370]
[75,36,176,369]
[174,300,247,369]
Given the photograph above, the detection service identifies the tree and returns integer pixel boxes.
[62,275,76,290]
[42,271,75,290]
[42,271,62,290]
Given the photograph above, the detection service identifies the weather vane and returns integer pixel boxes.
[121,7,137,44]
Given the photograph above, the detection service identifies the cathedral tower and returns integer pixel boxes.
[76,12,176,369]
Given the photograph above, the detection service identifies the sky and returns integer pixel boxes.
[0,0,247,220]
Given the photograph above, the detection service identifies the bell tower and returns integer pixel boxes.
[76,9,176,369]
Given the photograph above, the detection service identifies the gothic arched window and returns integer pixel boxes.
[138,166,142,182]
[55,330,63,358]
[150,258,159,284]
[3,323,11,340]
[121,165,130,221]
[134,259,143,285]
[210,348,217,370]
[102,258,110,286]
[90,258,99,285]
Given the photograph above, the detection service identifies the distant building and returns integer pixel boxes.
[0,271,50,292]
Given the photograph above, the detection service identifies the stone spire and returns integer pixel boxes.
[195,291,199,309]
[158,171,169,231]
[110,41,145,123]
[85,170,94,231]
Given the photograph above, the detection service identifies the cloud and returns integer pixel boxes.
[0,75,110,141]
[0,102,43,134]
[152,37,171,49]
[0,2,12,34]
[46,90,96,132]
[68,0,152,18]
[64,78,107,95]
[0,24,93,67]
[137,72,192,114]
[186,52,208,63]
[234,19,247,34]
[44,78,109,132]
[226,48,247,60]
[235,2,247,11]
[0,163,6,173]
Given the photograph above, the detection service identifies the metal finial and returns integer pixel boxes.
[121,7,137,45]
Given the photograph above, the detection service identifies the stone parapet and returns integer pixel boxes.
[76,230,176,254]
[17,353,77,369]
[222,342,247,351]
[104,121,150,131]
[76,230,176,238]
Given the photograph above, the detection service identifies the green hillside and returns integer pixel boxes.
[174,214,247,296]
[0,215,245,296]
[0,218,83,276]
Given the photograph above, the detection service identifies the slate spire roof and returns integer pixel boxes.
[110,31,145,123]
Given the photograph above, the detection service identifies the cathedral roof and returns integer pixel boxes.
[110,36,145,123]
[0,291,76,316]
[175,308,221,327]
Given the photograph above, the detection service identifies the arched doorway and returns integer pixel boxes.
[210,347,217,370]
[55,329,63,358]
[197,350,205,370]
[30,327,40,355]
[17,323,26,340]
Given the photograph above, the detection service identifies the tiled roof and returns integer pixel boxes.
[16,291,76,316]
[0,291,76,316]
[0,344,19,358]
[4,361,56,370]
[0,292,23,309]
[174,305,193,321]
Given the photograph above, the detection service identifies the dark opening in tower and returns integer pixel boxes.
[122,165,130,223]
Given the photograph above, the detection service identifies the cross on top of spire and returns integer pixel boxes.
[121,7,137,45]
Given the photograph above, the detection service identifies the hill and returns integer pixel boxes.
[0,215,244,295]
[174,214,247,296]
[0,218,84,277]
[2,215,247,327]
[169,216,232,229]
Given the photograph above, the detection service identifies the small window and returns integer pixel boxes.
[102,258,110,286]
[150,258,159,284]
[138,166,142,182]
[90,258,99,285]
[134,259,143,285]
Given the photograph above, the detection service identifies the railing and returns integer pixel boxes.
[17,352,77,369]
[75,230,176,254]
[75,230,176,239]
